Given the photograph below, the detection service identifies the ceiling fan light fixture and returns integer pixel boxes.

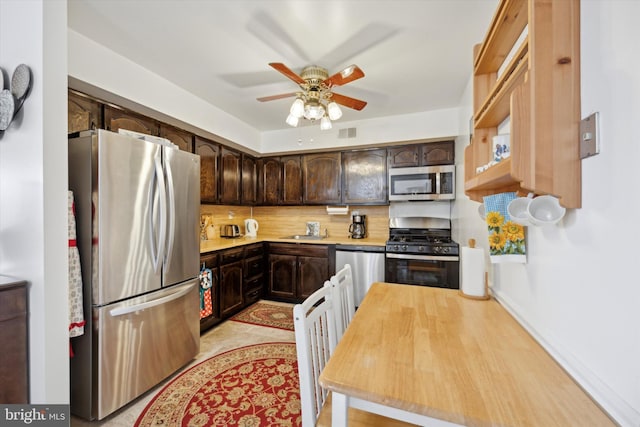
[327,101,342,120]
[285,113,299,127]
[290,98,304,118]
[320,115,332,130]
[303,101,325,121]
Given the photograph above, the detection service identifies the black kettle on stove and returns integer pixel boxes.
[349,213,366,239]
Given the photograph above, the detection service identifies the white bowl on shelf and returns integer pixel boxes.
[527,195,566,225]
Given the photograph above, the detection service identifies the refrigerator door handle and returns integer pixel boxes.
[109,283,193,317]
[149,154,167,273]
[164,152,176,268]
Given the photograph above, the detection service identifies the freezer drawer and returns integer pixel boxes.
[94,280,199,419]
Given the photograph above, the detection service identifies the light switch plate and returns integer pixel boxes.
[580,112,600,159]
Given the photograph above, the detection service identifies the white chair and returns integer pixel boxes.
[325,263,356,341]
[293,285,337,427]
[294,282,417,427]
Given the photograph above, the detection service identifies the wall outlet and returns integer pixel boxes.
[580,112,600,159]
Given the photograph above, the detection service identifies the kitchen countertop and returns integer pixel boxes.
[200,234,387,254]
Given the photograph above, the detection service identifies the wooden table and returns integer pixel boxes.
[318,282,616,427]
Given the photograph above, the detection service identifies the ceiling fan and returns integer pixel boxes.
[257,62,367,130]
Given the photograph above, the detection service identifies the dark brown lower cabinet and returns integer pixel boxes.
[267,243,334,303]
[219,247,244,318]
[0,277,28,403]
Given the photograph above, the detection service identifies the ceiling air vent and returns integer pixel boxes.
[338,127,357,139]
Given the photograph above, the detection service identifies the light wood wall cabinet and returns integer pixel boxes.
[196,137,219,204]
[303,152,342,204]
[464,0,581,208]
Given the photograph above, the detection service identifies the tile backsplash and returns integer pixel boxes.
[200,205,389,240]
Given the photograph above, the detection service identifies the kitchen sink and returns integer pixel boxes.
[280,234,326,240]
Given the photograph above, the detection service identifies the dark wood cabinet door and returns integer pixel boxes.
[388,145,420,167]
[298,256,330,300]
[104,105,159,135]
[281,155,302,205]
[241,155,257,205]
[195,137,219,203]
[159,125,193,152]
[220,147,241,204]
[258,157,281,205]
[68,90,102,133]
[268,253,297,300]
[220,260,243,318]
[342,149,387,204]
[0,280,28,403]
[421,140,455,165]
[303,152,342,204]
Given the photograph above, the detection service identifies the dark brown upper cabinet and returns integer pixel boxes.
[220,147,242,205]
[159,125,193,152]
[68,90,102,133]
[195,136,219,204]
[422,140,455,165]
[104,105,159,136]
[258,157,281,205]
[281,155,303,205]
[241,154,257,205]
[303,152,342,204]
[342,149,387,205]
[388,140,455,168]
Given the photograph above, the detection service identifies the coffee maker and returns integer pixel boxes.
[349,213,366,239]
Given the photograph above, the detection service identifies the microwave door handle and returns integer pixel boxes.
[435,172,441,195]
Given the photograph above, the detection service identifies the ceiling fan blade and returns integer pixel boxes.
[330,92,367,111]
[257,92,298,102]
[247,10,309,64]
[324,65,365,88]
[269,63,305,85]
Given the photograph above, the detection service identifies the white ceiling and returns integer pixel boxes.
[67,0,498,132]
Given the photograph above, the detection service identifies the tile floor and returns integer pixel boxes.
[71,301,295,426]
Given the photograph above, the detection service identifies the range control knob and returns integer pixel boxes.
[393,245,400,251]
[418,246,425,252]
[401,244,408,251]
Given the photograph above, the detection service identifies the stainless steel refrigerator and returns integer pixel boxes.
[68,129,200,420]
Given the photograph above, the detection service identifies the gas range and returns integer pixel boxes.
[385,228,459,256]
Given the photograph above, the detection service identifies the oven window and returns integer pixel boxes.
[386,258,459,289]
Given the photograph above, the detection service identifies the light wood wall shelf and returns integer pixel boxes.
[464,0,581,208]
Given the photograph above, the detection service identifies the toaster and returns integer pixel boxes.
[221,224,241,238]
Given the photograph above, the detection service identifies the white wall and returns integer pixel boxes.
[453,1,640,425]
[260,108,461,153]
[68,30,262,153]
[0,0,69,403]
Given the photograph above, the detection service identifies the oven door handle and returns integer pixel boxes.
[386,253,459,262]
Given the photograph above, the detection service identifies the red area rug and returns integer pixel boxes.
[135,342,301,427]
[230,301,294,331]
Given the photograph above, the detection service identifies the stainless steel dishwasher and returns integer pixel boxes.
[335,244,385,307]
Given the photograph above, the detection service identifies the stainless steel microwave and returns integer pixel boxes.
[388,165,455,201]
